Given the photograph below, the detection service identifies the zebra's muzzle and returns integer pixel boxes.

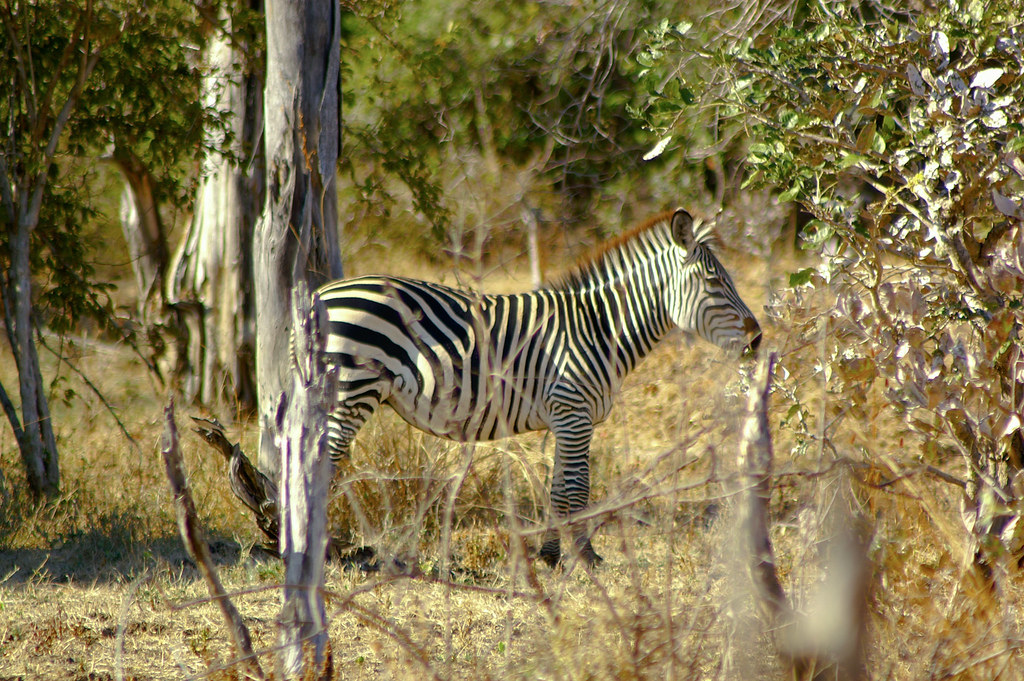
[741,315,762,358]
[743,331,762,358]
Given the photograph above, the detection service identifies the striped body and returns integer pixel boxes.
[318,209,761,564]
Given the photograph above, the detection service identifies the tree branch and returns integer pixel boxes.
[161,397,265,679]
[0,376,29,457]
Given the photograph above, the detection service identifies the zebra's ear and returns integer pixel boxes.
[669,209,696,252]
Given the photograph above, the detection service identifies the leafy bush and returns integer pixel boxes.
[636,0,1024,569]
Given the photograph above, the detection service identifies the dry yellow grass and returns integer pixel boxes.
[2,218,1023,680]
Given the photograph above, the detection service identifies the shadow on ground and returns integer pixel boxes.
[0,531,262,586]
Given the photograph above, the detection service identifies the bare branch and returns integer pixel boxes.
[738,352,789,625]
[161,398,266,680]
[193,416,281,549]
[738,352,870,681]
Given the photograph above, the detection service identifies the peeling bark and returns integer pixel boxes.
[276,282,337,677]
[169,4,264,410]
[255,0,343,477]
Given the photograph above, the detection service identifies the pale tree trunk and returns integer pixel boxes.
[255,0,344,477]
[520,202,543,290]
[115,149,169,325]
[516,143,554,291]
[168,3,264,410]
[277,282,336,676]
[0,9,108,498]
[737,353,869,681]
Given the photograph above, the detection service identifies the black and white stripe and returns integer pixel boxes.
[316,208,761,565]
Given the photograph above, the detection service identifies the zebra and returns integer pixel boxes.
[317,208,761,566]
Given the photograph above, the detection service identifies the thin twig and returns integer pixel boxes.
[36,332,142,457]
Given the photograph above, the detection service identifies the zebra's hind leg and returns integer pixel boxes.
[326,391,381,473]
[539,517,602,567]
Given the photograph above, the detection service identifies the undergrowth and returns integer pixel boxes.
[1,211,1023,680]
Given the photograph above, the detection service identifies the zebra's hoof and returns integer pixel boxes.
[538,541,562,568]
[578,542,603,567]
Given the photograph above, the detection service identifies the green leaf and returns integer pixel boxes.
[741,170,765,189]
[839,152,870,169]
[779,180,803,202]
[749,142,772,156]
[871,130,887,154]
[789,267,817,287]
[643,135,672,161]
[800,220,835,248]
[855,121,877,153]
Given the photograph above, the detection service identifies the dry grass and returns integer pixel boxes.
[2,219,1023,680]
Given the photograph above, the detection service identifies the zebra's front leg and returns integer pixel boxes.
[540,417,602,567]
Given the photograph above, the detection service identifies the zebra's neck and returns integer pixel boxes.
[550,222,677,378]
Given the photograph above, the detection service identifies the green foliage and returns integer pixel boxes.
[31,175,115,338]
[638,1,1023,257]
[0,0,257,480]
[725,4,1021,243]
[0,0,240,341]
[339,0,676,255]
[635,0,1024,560]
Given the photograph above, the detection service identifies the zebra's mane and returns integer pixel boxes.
[549,209,716,292]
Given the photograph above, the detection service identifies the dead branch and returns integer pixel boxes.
[193,416,280,549]
[191,415,379,570]
[276,281,338,678]
[161,398,265,680]
[738,353,789,626]
[738,352,869,681]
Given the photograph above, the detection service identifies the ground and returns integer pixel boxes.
[2,230,1022,680]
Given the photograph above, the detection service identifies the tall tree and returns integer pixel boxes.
[169,0,264,411]
[1,0,232,497]
[0,1,115,497]
[255,0,343,476]
[101,0,229,327]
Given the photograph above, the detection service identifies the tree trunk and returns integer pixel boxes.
[738,354,788,629]
[277,282,336,677]
[169,3,264,411]
[255,0,344,477]
[521,201,543,290]
[0,2,108,499]
[2,218,60,498]
[115,149,169,324]
[738,353,868,681]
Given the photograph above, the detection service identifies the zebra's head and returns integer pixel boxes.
[665,209,762,356]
